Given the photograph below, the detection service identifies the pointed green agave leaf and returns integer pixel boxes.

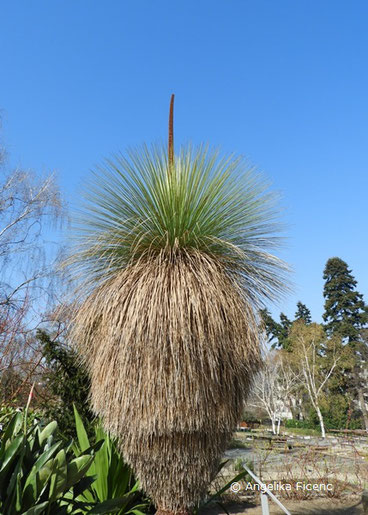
[2,457,23,512]
[32,441,61,473]
[49,448,67,501]
[22,461,54,510]
[35,462,54,502]
[43,433,56,451]
[1,412,23,447]
[88,494,136,514]
[15,470,23,512]
[21,501,50,515]
[126,509,148,515]
[204,468,250,505]
[39,421,58,444]
[91,432,109,500]
[22,457,55,508]
[65,455,94,490]
[73,475,97,498]
[22,469,38,508]
[109,446,131,497]
[0,434,24,474]
[73,404,90,452]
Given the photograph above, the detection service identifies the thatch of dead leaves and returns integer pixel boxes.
[71,250,260,510]
[67,144,289,512]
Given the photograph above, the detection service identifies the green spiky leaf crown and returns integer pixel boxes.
[69,143,288,305]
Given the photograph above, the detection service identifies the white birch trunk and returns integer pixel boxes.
[271,418,276,434]
[315,405,326,438]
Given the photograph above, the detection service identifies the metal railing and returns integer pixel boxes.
[238,462,291,515]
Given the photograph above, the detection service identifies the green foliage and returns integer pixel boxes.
[322,258,368,430]
[287,401,363,431]
[193,460,252,515]
[228,439,250,450]
[69,144,288,304]
[0,406,41,432]
[240,410,259,424]
[320,396,363,430]
[346,414,364,430]
[323,257,367,343]
[294,301,312,324]
[260,308,292,349]
[260,301,312,350]
[282,425,321,437]
[37,329,94,441]
[260,259,368,432]
[278,313,292,349]
[285,419,316,430]
[72,406,149,515]
[320,395,349,430]
[0,412,99,514]
[233,458,253,477]
[0,408,150,514]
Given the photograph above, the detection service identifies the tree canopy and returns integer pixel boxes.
[323,257,367,343]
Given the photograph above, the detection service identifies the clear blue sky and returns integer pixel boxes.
[1,1,367,322]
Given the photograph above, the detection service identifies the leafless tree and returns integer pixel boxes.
[0,136,65,402]
[289,322,341,438]
[250,350,301,434]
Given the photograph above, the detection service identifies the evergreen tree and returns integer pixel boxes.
[323,257,367,343]
[294,301,312,324]
[260,309,292,350]
[322,257,368,430]
[37,329,94,439]
[259,308,280,347]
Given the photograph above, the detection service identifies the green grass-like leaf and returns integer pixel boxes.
[68,144,288,305]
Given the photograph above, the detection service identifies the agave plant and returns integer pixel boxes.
[67,96,288,514]
[0,411,98,514]
[72,406,149,514]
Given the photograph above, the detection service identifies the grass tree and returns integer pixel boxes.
[67,96,288,514]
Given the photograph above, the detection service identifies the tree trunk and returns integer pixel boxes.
[277,418,281,435]
[271,418,276,434]
[358,387,368,431]
[315,406,326,438]
[287,398,298,419]
[345,401,352,430]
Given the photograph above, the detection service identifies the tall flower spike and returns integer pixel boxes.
[168,94,174,172]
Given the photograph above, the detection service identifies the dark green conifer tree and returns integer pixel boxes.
[322,257,368,430]
[294,301,312,324]
[323,257,367,342]
[260,309,292,350]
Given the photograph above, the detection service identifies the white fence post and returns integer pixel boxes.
[260,492,270,514]
[241,462,291,515]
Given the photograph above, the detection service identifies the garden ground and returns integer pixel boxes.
[201,495,363,514]
[207,428,368,514]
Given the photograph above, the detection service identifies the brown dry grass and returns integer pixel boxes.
[71,249,262,511]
